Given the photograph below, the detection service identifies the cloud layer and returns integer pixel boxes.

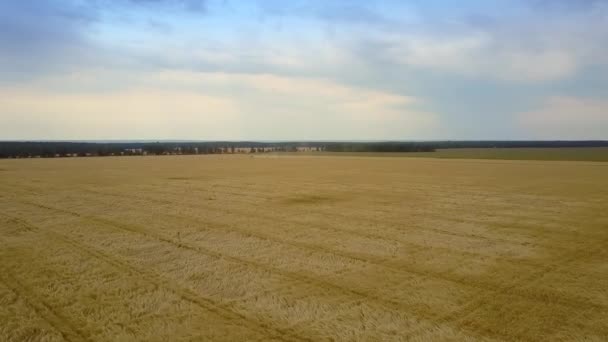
[0,0,606,139]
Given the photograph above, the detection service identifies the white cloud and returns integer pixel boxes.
[0,87,241,140]
[519,96,608,139]
[160,71,439,136]
[378,31,583,82]
[0,71,440,140]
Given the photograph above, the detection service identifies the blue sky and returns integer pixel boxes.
[1,0,607,140]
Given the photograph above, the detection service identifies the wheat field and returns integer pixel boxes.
[1,155,607,341]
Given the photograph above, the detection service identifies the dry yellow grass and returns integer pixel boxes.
[1,155,607,341]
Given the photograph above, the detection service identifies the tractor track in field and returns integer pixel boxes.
[10,202,507,341]
[1,214,310,342]
[12,191,607,315]
[165,178,607,225]
[0,271,90,342]
[13,200,608,341]
[80,185,608,251]
[401,234,608,341]
[5,180,604,244]
[24,185,559,267]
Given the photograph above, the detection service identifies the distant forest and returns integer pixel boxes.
[1,141,607,159]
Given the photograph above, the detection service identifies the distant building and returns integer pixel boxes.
[124,148,144,155]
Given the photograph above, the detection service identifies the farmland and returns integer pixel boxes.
[286,147,608,162]
[1,155,607,341]
[425,147,608,161]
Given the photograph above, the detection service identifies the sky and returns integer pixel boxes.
[0,0,607,140]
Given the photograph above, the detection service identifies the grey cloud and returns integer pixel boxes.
[0,0,208,83]
[0,1,98,82]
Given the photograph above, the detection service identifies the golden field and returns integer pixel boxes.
[1,154,607,341]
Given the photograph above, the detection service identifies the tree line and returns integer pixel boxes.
[0,142,308,158]
[1,140,607,159]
